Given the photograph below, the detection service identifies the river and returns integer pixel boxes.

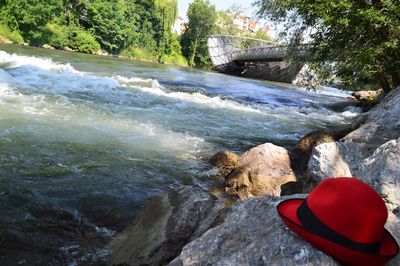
[0,44,358,265]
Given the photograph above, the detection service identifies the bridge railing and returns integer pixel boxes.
[208,35,311,66]
[209,35,278,49]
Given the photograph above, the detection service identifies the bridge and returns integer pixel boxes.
[207,35,309,83]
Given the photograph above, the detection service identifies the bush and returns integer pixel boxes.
[69,28,100,54]
[120,47,158,62]
[163,34,188,66]
[163,53,188,66]
[0,24,24,44]
[45,23,70,49]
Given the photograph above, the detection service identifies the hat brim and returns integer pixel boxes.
[277,199,399,266]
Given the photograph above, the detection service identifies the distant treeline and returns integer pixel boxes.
[0,0,271,69]
[0,0,187,65]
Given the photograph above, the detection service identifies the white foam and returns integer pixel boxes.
[0,50,358,151]
[0,51,78,73]
[115,75,262,114]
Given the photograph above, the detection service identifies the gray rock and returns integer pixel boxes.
[387,213,400,266]
[169,195,339,266]
[170,194,400,266]
[63,46,75,52]
[343,86,400,156]
[307,142,353,181]
[357,138,400,212]
[307,138,400,212]
[225,143,296,199]
[110,186,225,266]
[289,130,336,177]
[41,44,55,49]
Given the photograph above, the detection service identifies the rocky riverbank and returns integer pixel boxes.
[110,87,400,265]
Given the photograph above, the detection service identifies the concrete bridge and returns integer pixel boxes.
[207,35,308,83]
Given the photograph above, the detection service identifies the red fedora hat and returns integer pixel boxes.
[277,177,399,266]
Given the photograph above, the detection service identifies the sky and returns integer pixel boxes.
[177,0,258,20]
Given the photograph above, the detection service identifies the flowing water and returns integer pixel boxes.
[0,44,359,265]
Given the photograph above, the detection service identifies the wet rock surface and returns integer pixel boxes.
[110,186,224,266]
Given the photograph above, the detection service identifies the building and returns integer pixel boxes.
[173,15,186,35]
[232,15,266,34]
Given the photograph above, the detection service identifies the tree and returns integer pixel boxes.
[181,0,216,68]
[0,0,186,63]
[154,0,178,62]
[1,0,64,45]
[255,0,400,91]
[83,0,129,53]
[215,11,240,36]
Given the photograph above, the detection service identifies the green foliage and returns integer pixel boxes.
[256,0,400,91]
[69,27,100,54]
[0,24,24,44]
[42,23,100,54]
[181,0,216,68]
[253,29,273,42]
[163,33,188,65]
[1,0,64,45]
[0,0,186,65]
[215,11,240,36]
[120,47,158,62]
[44,23,70,48]
[83,0,129,53]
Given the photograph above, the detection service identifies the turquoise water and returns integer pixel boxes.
[0,44,357,265]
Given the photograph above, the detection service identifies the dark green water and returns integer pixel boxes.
[0,44,358,265]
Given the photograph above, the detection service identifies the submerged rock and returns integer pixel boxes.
[169,195,339,266]
[110,186,224,266]
[225,143,296,199]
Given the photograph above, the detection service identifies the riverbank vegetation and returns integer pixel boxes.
[0,0,216,68]
[256,0,400,92]
[0,0,186,65]
[0,0,272,69]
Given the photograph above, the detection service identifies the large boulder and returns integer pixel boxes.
[290,131,336,177]
[169,195,400,266]
[169,195,338,266]
[357,138,400,212]
[289,117,364,179]
[307,142,353,181]
[225,143,296,199]
[110,186,224,266]
[343,86,400,156]
[307,138,400,212]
